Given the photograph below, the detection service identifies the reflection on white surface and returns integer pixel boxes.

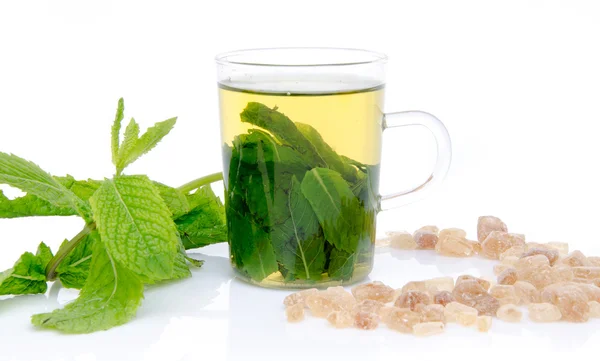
[1,243,599,361]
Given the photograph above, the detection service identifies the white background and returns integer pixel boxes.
[1,0,600,360]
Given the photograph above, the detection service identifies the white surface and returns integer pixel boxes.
[2,243,599,361]
[1,0,600,360]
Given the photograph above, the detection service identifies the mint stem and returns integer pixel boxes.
[46,223,96,281]
[176,172,223,194]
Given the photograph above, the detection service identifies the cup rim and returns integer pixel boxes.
[215,47,388,67]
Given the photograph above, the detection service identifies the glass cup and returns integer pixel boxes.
[216,48,451,288]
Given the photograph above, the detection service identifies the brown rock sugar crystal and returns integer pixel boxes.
[494,264,514,275]
[500,256,520,266]
[435,235,475,257]
[573,283,600,303]
[400,281,428,294]
[456,275,491,291]
[453,279,487,305]
[514,254,549,270]
[395,291,432,311]
[541,283,590,322]
[413,226,439,250]
[433,291,456,307]
[305,294,340,318]
[439,228,467,240]
[305,288,356,318]
[470,241,482,255]
[400,277,454,294]
[477,316,492,332]
[551,265,574,284]
[453,280,500,315]
[497,268,518,285]
[327,310,354,328]
[413,322,445,336]
[513,281,540,304]
[521,248,560,266]
[473,295,501,316]
[517,264,555,290]
[386,231,418,250]
[496,304,522,322]
[353,299,385,315]
[561,250,591,268]
[571,267,600,281]
[377,306,394,320]
[588,301,600,318]
[324,286,357,310]
[444,302,478,326]
[481,232,526,259]
[381,307,421,333]
[354,311,379,330]
[351,281,395,303]
[528,303,562,322]
[286,303,305,322]
[283,288,319,307]
[477,216,508,243]
[375,237,392,247]
[499,246,526,260]
[423,277,455,293]
[417,304,445,323]
[490,285,520,306]
[525,242,569,256]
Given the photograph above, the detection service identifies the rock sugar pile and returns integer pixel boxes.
[283,216,600,335]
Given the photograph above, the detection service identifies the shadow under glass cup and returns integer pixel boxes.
[216,48,451,289]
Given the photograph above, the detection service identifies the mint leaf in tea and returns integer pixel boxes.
[220,85,383,286]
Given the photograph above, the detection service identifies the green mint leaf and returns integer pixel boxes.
[229,103,379,283]
[55,232,98,289]
[170,239,192,279]
[36,242,54,267]
[0,152,91,220]
[300,168,363,253]
[327,248,357,281]
[56,175,102,202]
[176,185,227,250]
[271,176,326,281]
[240,102,326,166]
[228,208,278,281]
[0,176,102,219]
[115,118,140,174]
[89,175,181,283]
[115,117,177,173]
[295,122,363,183]
[111,98,125,166]
[171,252,192,280]
[354,164,380,213]
[0,242,53,295]
[31,241,144,334]
[226,142,278,281]
[230,130,309,224]
[153,182,191,218]
[0,189,77,218]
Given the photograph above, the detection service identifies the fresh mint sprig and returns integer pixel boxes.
[0,98,226,333]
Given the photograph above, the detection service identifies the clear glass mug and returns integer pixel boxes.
[216,48,451,288]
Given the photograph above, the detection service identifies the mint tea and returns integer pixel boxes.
[219,83,384,288]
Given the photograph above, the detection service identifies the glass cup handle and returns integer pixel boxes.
[379,111,452,210]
